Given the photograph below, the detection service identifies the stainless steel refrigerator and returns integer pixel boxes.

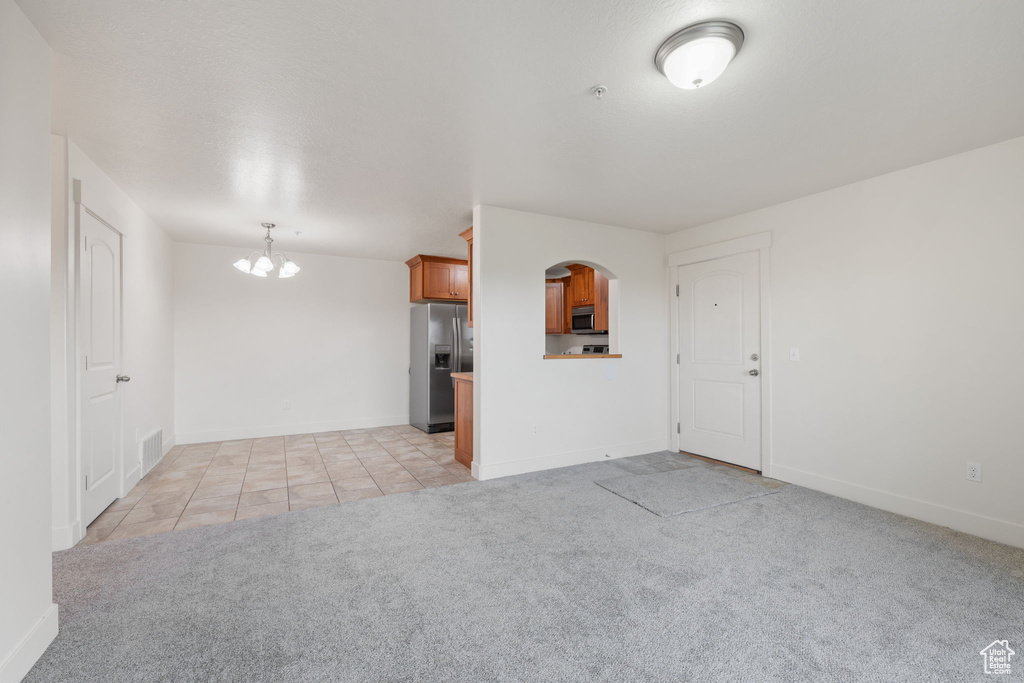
[410,303,473,433]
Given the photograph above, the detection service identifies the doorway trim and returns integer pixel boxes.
[669,232,773,476]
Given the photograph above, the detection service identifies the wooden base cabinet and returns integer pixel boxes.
[453,374,473,468]
[406,255,469,303]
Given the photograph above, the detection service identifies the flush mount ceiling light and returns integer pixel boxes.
[655,20,744,90]
[232,223,301,279]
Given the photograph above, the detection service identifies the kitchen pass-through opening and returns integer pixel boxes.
[543,261,621,358]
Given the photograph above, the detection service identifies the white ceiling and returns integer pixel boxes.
[19,0,1024,261]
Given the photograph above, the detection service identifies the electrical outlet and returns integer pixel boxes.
[790,347,801,361]
[283,399,290,411]
[966,461,982,482]
[532,425,539,435]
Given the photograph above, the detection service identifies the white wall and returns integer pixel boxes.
[474,206,669,479]
[0,1,59,679]
[667,136,1024,548]
[174,243,411,442]
[50,137,176,550]
[49,136,72,552]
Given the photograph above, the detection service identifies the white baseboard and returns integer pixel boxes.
[772,464,1024,550]
[175,415,411,445]
[162,435,176,454]
[0,603,58,683]
[476,438,669,481]
[51,520,81,552]
[123,464,141,493]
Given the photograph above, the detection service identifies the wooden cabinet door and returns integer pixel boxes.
[593,270,609,331]
[545,282,565,334]
[424,261,455,299]
[562,276,572,333]
[408,262,424,302]
[569,266,594,306]
[569,269,585,306]
[570,272,582,306]
[454,378,473,467]
[453,263,469,300]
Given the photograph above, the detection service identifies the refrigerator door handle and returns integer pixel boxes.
[452,317,460,376]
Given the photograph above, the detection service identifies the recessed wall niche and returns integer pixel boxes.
[543,261,621,358]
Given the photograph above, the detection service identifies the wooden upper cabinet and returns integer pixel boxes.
[567,264,595,307]
[406,255,469,303]
[564,264,609,332]
[545,280,565,334]
[459,227,473,327]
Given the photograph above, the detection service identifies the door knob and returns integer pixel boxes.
[748,369,759,376]
[116,374,131,383]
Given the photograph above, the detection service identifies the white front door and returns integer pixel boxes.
[676,251,761,470]
[80,209,123,525]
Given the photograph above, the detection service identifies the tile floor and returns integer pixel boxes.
[80,425,472,545]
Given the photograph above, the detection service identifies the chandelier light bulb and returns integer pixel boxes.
[232,259,252,273]
[253,255,274,273]
[250,267,268,277]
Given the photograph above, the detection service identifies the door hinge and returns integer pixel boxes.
[84,474,89,490]
[676,353,680,364]
[675,284,679,296]
[676,423,681,434]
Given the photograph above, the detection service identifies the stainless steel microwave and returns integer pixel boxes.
[571,306,607,335]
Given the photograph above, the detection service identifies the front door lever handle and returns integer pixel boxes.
[116,374,131,383]
[748,369,759,376]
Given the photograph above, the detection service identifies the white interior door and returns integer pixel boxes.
[676,251,761,470]
[80,210,123,525]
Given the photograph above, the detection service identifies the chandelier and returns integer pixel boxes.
[232,223,301,278]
